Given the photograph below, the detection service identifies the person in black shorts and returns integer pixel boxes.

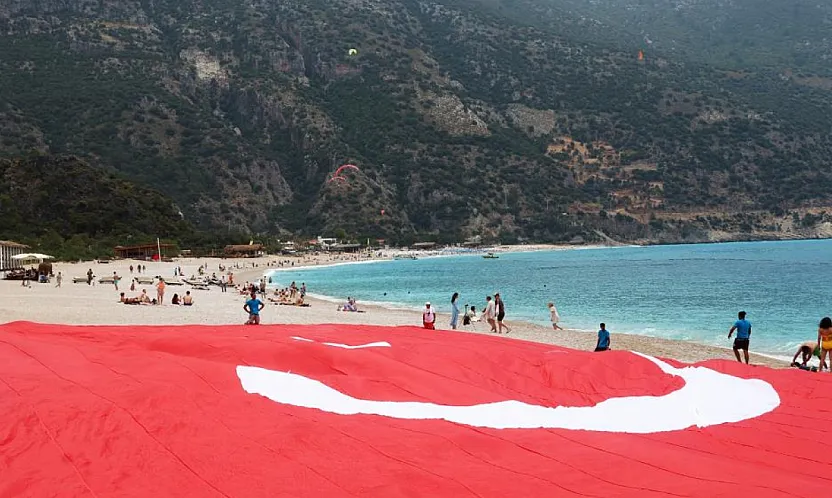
[495,293,511,334]
[728,311,752,364]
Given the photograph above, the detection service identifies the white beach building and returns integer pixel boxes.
[0,240,30,271]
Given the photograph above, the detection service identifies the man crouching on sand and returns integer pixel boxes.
[244,292,265,325]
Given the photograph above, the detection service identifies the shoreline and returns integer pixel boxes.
[0,250,789,369]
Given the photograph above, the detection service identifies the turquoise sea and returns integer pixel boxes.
[268,240,832,355]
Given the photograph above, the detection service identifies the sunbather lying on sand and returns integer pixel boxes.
[120,292,148,305]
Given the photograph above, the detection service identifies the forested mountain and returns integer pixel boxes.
[1,0,831,244]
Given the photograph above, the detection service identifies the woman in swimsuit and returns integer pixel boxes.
[817,317,832,372]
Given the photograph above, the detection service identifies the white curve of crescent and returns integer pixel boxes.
[290,336,391,349]
[236,352,780,433]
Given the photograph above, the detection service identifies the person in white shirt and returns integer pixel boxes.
[483,296,497,333]
[548,302,563,330]
[422,302,436,330]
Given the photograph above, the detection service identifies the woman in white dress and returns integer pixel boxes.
[548,302,563,330]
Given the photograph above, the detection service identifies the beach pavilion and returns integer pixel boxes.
[114,243,177,260]
[0,240,30,271]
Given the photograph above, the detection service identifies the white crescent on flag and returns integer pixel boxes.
[237,351,780,433]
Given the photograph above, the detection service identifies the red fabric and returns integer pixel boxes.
[0,321,827,497]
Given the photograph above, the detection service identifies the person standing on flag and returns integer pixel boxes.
[728,311,752,364]
[595,323,611,352]
[245,292,265,325]
[422,302,436,329]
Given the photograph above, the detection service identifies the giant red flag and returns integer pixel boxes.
[1,321,829,497]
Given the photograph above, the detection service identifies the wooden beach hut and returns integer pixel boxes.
[224,244,265,258]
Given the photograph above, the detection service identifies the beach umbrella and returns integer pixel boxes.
[11,253,54,262]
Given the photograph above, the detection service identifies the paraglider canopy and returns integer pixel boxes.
[334,164,359,177]
[328,164,360,185]
[348,48,358,56]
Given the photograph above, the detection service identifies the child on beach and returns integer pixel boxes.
[548,302,563,330]
[595,323,611,352]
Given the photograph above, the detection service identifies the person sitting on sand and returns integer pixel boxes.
[139,289,151,304]
[183,291,193,306]
[548,302,563,330]
[595,323,611,352]
[818,317,832,372]
[466,305,479,323]
[792,340,826,369]
[244,291,265,325]
[171,293,181,305]
[338,297,358,312]
[422,302,436,330]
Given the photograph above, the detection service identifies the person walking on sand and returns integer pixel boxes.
[244,291,265,325]
[86,268,93,286]
[113,272,121,291]
[156,278,166,306]
[548,302,563,330]
[422,302,436,330]
[728,311,752,364]
[595,323,611,352]
[495,293,511,334]
[55,272,62,288]
[818,317,832,372]
[221,275,227,293]
[483,296,497,333]
[450,293,460,330]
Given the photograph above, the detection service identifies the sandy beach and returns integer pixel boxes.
[0,252,786,368]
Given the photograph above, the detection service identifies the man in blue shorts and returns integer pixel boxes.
[728,311,752,364]
[244,291,265,325]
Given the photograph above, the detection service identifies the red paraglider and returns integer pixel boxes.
[333,164,360,178]
[328,164,361,185]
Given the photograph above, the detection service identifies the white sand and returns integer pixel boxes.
[0,255,785,368]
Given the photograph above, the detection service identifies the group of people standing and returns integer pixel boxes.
[426,293,511,333]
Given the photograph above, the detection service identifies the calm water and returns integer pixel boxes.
[268,240,832,354]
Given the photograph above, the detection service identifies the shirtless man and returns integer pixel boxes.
[792,340,827,370]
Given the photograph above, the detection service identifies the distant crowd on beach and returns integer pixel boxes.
[427,293,612,352]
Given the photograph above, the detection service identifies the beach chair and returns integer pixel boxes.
[72,277,87,284]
